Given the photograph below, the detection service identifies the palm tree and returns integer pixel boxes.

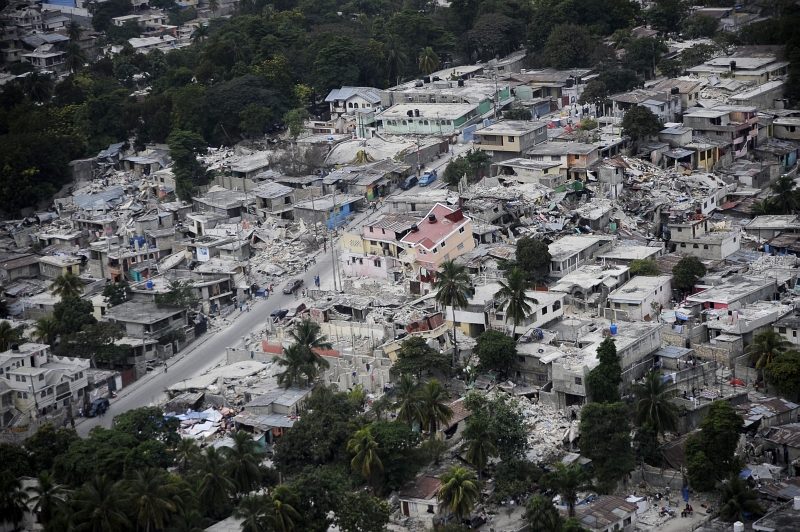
[34,316,60,346]
[494,267,538,337]
[437,466,481,520]
[223,430,265,497]
[747,329,791,370]
[418,46,439,76]
[525,494,558,531]
[64,42,87,75]
[718,474,765,522]
[51,272,84,300]
[769,175,798,214]
[432,260,471,366]
[24,71,53,103]
[288,319,332,364]
[167,506,209,532]
[274,344,313,389]
[385,34,407,84]
[750,199,772,215]
[0,321,23,351]
[0,471,30,532]
[122,468,177,532]
[191,25,209,44]
[418,379,453,435]
[263,485,301,532]
[540,463,592,518]
[461,418,497,480]
[631,370,679,436]
[66,21,83,42]
[192,446,237,518]
[233,495,268,532]
[392,374,421,428]
[26,470,67,527]
[174,438,201,474]
[347,427,383,480]
[610,29,632,49]
[71,475,130,532]
[207,0,219,15]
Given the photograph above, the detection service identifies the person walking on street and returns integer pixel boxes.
[164,363,168,373]
[70,417,75,429]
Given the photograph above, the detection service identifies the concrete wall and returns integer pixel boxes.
[661,323,708,348]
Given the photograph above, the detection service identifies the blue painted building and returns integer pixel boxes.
[291,193,365,229]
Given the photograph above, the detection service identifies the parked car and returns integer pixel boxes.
[462,514,486,529]
[419,170,437,186]
[86,397,110,418]
[282,279,304,294]
[286,303,307,319]
[270,308,289,321]
[400,176,418,190]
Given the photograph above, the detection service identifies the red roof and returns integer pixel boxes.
[400,203,469,250]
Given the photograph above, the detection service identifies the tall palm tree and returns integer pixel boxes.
[385,34,408,84]
[540,463,591,518]
[263,485,301,532]
[64,42,87,75]
[718,474,764,522]
[525,494,558,531]
[71,475,130,532]
[24,71,53,103]
[66,21,83,42]
[233,495,268,532]
[123,468,177,532]
[34,316,60,346]
[418,46,439,76]
[0,471,30,532]
[747,329,791,370]
[418,379,453,435]
[207,0,219,15]
[288,318,333,364]
[347,427,383,480]
[461,418,497,480]
[192,446,237,519]
[223,430,265,497]
[494,267,538,337]
[51,272,84,300]
[174,438,201,474]
[392,374,421,428]
[191,25,209,44]
[167,506,209,532]
[0,321,23,351]
[437,466,481,520]
[631,370,679,436]
[26,470,67,527]
[769,175,798,214]
[274,343,313,389]
[432,260,471,366]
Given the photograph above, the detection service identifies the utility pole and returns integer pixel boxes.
[331,186,338,291]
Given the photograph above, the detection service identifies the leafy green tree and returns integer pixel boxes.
[0,321,23,351]
[658,58,683,78]
[24,423,80,473]
[495,458,542,502]
[122,468,178,532]
[625,37,669,76]
[168,130,208,201]
[347,427,383,481]
[585,337,622,403]
[51,272,84,299]
[192,446,237,519]
[764,351,800,400]
[370,420,421,493]
[768,175,799,214]
[418,379,453,434]
[542,24,598,69]
[629,259,660,277]
[504,108,532,120]
[442,149,491,185]
[494,267,538,337]
[684,401,743,491]
[683,14,720,38]
[461,417,497,480]
[578,118,598,131]
[433,259,470,366]
[578,80,609,106]
[26,470,68,528]
[333,493,391,532]
[718,474,765,522]
[239,104,273,137]
[154,280,198,309]
[671,256,706,293]
[633,423,663,467]
[291,465,353,532]
[464,392,528,461]
[0,471,30,531]
[54,428,137,487]
[65,42,88,75]
[113,406,181,447]
[102,280,130,307]
[54,322,129,365]
[0,443,33,478]
[313,35,360,95]
[474,329,517,374]
[620,105,662,141]
[224,430,266,497]
[392,374,421,427]
[525,494,558,530]
[460,14,526,63]
[645,0,688,33]
[680,43,719,68]
[438,466,481,519]
[597,69,642,94]
[579,402,634,493]
[516,237,551,285]
[71,475,130,532]
[53,296,97,335]
[284,108,309,141]
[540,463,592,517]
[631,370,679,435]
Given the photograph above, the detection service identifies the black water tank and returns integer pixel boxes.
[414,81,423,87]
[565,78,574,88]
[411,224,418,232]
[730,61,737,71]
[414,109,420,117]
[407,110,414,117]
[671,87,679,95]
[576,76,582,84]
[458,79,464,87]
[428,214,436,222]
[423,76,431,83]
[432,76,440,81]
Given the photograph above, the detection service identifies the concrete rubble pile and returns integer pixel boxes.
[520,396,581,463]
